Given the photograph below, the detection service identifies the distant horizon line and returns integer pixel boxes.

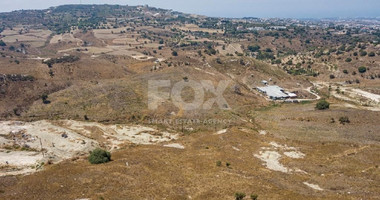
[1,3,379,20]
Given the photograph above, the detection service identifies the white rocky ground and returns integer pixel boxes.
[0,120,178,176]
[163,143,185,149]
[254,141,306,173]
[215,129,227,135]
[303,182,324,191]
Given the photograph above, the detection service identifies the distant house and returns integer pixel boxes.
[269,26,287,30]
[257,85,297,100]
[247,27,265,31]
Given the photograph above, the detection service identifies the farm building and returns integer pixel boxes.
[257,85,297,100]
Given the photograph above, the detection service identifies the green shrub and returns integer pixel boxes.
[172,51,178,56]
[216,161,222,167]
[345,58,352,62]
[339,116,350,124]
[0,40,6,47]
[250,194,258,200]
[41,94,50,104]
[235,192,246,200]
[358,66,367,73]
[316,100,330,110]
[368,52,375,57]
[88,148,111,164]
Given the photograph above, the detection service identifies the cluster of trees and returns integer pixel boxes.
[256,51,275,60]
[43,55,80,67]
[247,45,260,52]
[247,45,275,60]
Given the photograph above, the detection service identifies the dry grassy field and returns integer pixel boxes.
[1,102,379,199]
[1,28,52,48]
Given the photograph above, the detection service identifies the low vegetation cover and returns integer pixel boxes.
[43,55,80,67]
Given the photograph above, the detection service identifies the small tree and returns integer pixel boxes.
[316,100,330,110]
[172,51,178,56]
[358,66,367,73]
[235,192,246,200]
[248,45,260,52]
[88,148,111,164]
[41,94,50,104]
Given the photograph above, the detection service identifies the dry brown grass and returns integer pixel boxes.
[1,106,378,199]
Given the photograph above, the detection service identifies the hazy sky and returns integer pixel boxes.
[0,0,379,18]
